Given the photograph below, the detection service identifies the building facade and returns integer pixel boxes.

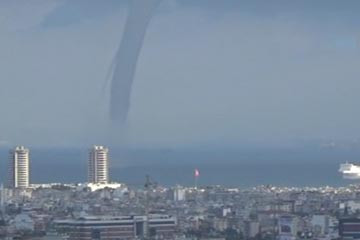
[339,218,360,239]
[8,146,30,189]
[88,145,109,184]
[55,215,177,240]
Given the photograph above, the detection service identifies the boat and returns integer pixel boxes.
[339,162,360,179]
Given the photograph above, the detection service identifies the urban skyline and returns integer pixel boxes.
[5,145,115,189]
[0,0,359,239]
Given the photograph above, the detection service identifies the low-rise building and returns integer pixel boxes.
[54,214,177,240]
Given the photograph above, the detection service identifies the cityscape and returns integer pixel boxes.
[0,145,359,240]
[1,0,360,240]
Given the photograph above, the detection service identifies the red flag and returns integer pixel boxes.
[194,169,200,177]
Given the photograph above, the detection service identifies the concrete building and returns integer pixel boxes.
[173,185,186,202]
[339,218,360,240]
[244,220,260,239]
[14,213,34,232]
[311,215,329,236]
[278,215,298,240]
[8,146,30,189]
[54,215,177,240]
[88,145,109,184]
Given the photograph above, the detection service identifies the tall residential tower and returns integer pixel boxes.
[88,145,109,184]
[9,146,30,188]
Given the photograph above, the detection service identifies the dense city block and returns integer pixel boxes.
[1,183,360,239]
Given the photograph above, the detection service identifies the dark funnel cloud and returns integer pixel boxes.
[110,0,162,123]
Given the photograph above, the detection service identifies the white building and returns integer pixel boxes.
[344,201,360,214]
[85,182,123,192]
[311,215,329,235]
[223,207,232,217]
[8,146,30,189]
[88,145,109,184]
[173,186,186,202]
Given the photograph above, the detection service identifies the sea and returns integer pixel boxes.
[0,146,358,188]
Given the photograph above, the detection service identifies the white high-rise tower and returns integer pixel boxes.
[88,145,109,184]
[9,146,30,189]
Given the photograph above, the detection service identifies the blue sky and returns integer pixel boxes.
[0,0,360,148]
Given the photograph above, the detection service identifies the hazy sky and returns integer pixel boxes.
[1,0,360,148]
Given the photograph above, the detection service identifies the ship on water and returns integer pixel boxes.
[339,162,360,179]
